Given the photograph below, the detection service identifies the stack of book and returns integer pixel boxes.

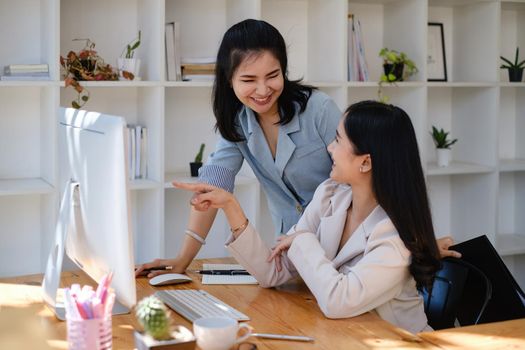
[2,64,50,81]
[347,15,369,82]
[127,125,148,180]
[181,59,215,81]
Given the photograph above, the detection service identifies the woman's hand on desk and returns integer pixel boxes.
[135,258,185,278]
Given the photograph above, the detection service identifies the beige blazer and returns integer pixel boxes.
[227,179,431,334]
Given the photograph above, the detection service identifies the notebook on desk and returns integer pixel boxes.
[201,264,258,285]
[451,235,525,323]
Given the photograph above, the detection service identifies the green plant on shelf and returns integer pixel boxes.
[430,126,458,149]
[194,143,205,163]
[500,47,525,82]
[122,30,141,59]
[377,48,418,103]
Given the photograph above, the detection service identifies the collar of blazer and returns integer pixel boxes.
[319,182,387,267]
[243,106,302,191]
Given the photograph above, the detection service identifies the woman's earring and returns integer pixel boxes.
[359,166,364,173]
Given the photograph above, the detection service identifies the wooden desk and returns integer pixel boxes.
[1,258,522,350]
[1,258,433,349]
[419,318,525,350]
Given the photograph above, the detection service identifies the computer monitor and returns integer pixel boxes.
[42,107,136,320]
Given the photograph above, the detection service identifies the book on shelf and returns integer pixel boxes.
[127,124,148,180]
[1,74,50,81]
[181,62,215,81]
[181,57,215,65]
[182,74,215,82]
[4,64,49,74]
[165,22,182,81]
[347,15,369,82]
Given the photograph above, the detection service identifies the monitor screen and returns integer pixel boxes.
[42,108,136,319]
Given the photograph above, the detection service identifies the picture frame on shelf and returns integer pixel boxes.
[427,23,447,82]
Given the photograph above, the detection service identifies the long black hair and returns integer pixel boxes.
[213,19,315,142]
[344,101,441,290]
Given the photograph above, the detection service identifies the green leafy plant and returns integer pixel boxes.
[500,47,525,70]
[135,295,173,341]
[194,143,205,163]
[60,38,119,109]
[430,126,458,149]
[377,48,418,103]
[122,30,141,59]
[379,48,418,82]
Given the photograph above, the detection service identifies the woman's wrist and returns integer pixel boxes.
[223,198,247,234]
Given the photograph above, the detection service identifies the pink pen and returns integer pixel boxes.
[75,299,89,319]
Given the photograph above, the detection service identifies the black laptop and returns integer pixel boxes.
[451,235,525,323]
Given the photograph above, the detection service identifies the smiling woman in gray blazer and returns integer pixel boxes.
[174,101,442,333]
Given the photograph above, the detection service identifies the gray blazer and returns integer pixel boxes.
[227,179,432,334]
[199,90,341,234]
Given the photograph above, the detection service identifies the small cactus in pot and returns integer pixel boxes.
[136,295,173,340]
[134,295,196,350]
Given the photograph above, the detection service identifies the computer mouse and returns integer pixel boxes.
[149,273,193,286]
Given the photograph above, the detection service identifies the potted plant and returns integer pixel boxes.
[118,30,142,81]
[377,48,418,103]
[379,48,418,82]
[134,295,195,350]
[190,143,205,177]
[60,38,119,108]
[430,126,458,167]
[500,47,525,82]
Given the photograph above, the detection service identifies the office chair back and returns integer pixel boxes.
[422,257,492,330]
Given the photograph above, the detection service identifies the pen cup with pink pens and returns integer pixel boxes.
[64,273,115,350]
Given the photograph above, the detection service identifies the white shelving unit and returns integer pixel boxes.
[0,0,524,289]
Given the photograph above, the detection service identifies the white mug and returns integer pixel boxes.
[193,317,252,350]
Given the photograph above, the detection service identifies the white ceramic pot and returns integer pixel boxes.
[117,58,141,80]
[437,148,451,167]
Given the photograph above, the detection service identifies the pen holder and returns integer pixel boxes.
[67,316,112,350]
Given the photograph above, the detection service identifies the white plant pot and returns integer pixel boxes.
[437,148,451,167]
[117,58,141,80]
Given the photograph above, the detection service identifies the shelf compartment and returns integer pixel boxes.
[0,0,57,81]
[498,172,525,250]
[165,0,258,81]
[0,86,55,185]
[347,0,426,82]
[499,88,525,164]
[428,173,498,245]
[61,0,163,81]
[427,161,494,176]
[429,1,499,82]
[60,86,164,183]
[496,234,525,257]
[0,178,54,196]
[500,2,525,83]
[0,195,47,276]
[427,87,498,170]
[262,0,346,81]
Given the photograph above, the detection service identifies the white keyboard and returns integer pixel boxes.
[155,289,250,322]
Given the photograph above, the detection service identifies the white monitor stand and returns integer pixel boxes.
[42,181,129,321]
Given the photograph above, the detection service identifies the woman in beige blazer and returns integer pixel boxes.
[174,101,441,333]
